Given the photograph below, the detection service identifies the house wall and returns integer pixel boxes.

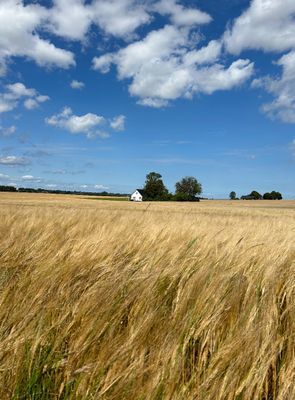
[131,192,143,201]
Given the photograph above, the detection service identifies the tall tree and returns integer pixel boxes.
[229,191,237,200]
[143,172,168,200]
[175,176,202,201]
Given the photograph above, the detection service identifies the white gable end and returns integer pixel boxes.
[131,190,143,202]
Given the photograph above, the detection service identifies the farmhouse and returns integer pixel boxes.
[130,189,144,202]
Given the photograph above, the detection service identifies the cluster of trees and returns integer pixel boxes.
[262,191,283,200]
[141,172,202,201]
[0,185,17,192]
[230,190,283,200]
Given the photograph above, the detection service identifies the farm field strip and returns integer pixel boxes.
[0,193,294,399]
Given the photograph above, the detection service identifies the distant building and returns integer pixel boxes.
[130,189,143,202]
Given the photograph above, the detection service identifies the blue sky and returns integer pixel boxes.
[0,0,294,198]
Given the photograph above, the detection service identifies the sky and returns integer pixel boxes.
[0,0,294,199]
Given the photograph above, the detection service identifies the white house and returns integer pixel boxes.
[130,189,143,202]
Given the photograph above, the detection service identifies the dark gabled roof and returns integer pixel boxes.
[135,189,145,195]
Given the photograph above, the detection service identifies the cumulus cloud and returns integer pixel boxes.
[93,25,253,107]
[154,0,211,27]
[0,0,219,77]
[252,51,295,123]
[24,99,39,110]
[224,0,295,54]
[0,0,75,73]
[0,82,49,113]
[46,107,126,138]
[0,155,30,166]
[6,82,36,98]
[91,0,151,38]
[24,95,50,110]
[110,115,125,131]
[70,80,85,90]
[223,0,295,124]
[48,0,92,41]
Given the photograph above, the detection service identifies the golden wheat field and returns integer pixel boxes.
[0,192,294,400]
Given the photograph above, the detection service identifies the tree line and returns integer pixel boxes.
[139,172,202,201]
[0,185,128,197]
[230,190,283,200]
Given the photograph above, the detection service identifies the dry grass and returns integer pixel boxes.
[0,193,294,399]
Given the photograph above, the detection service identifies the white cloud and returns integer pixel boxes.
[154,0,211,27]
[0,0,241,89]
[0,0,218,82]
[0,0,75,73]
[24,98,39,110]
[110,115,125,131]
[183,40,222,66]
[24,96,49,110]
[93,25,253,107]
[48,0,92,41]
[137,97,169,108]
[46,107,105,136]
[252,51,295,123]
[45,107,126,139]
[92,53,114,74]
[0,155,30,166]
[94,184,109,190]
[192,59,254,95]
[21,175,42,183]
[6,83,36,98]
[70,80,85,90]
[90,0,151,39]
[0,98,15,113]
[47,0,153,41]
[46,107,126,138]
[224,0,295,54]
[223,0,295,124]
[0,82,49,113]
[21,175,34,180]
[36,95,50,103]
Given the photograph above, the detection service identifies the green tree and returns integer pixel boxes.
[271,191,282,200]
[263,192,271,200]
[143,172,168,200]
[175,176,202,201]
[229,191,237,200]
[250,190,262,200]
[264,191,283,200]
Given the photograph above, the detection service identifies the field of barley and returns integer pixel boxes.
[0,192,294,400]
